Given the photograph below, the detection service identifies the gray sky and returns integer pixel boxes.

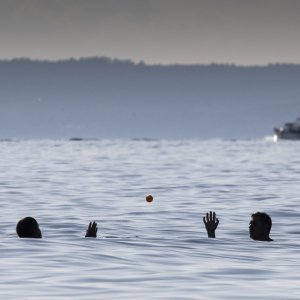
[1,0,300,65]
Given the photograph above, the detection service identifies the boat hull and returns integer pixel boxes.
[274,127,300,140]
[274,133,300,140]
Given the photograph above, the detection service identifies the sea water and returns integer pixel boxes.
[0,139,299,299]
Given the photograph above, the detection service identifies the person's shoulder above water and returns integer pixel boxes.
[249,212,273,242]
[16,216,42,238]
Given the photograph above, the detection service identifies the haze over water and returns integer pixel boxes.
[0,139,299,299]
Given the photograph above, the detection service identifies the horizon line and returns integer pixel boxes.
[0,56,300,67]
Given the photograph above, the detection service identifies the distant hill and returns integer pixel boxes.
[0,57,299,139]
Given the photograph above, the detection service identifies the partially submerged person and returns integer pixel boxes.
[203,211,273,241]
[203,211,219,238]
[249,212,273,241]
[16,217,98,238]
[16,217,42,238]
[85,221,98,238]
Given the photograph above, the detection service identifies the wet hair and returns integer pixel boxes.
[252,212,272,233]
[16,217,41,238]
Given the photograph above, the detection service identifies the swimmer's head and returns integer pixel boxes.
[16,217,42,238]
[249,212,272,241]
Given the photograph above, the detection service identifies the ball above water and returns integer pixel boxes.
[146,195,153,202]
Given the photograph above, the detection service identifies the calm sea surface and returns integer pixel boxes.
[0,139,299,299]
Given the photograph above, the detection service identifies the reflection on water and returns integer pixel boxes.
[0,139,299,299]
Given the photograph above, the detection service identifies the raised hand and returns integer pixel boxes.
[85,221,98,238]
[203,211,219,238]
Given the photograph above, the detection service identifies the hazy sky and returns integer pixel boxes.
[1,0,300,65]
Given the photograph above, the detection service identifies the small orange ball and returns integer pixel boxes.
[146,195,153,202]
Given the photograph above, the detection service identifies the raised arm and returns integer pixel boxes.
[85,221,98,238]
[203,211,219,238]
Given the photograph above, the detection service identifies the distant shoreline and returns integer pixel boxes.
[1,56,300,68]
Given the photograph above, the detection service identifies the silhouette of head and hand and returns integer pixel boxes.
[16,217,98,239]
[203,211,273,241]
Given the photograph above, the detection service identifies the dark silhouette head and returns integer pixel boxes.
[249,212,272,241]
[16,217,42,238]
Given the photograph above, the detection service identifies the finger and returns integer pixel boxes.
[92,222,97,231]
[94,222,97,230]
[203,216,207,224]
[210,211,213,222]
[213,211,216,222]
[216,218,219,226]
[206,212,209,222]
[88,222,92,231]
